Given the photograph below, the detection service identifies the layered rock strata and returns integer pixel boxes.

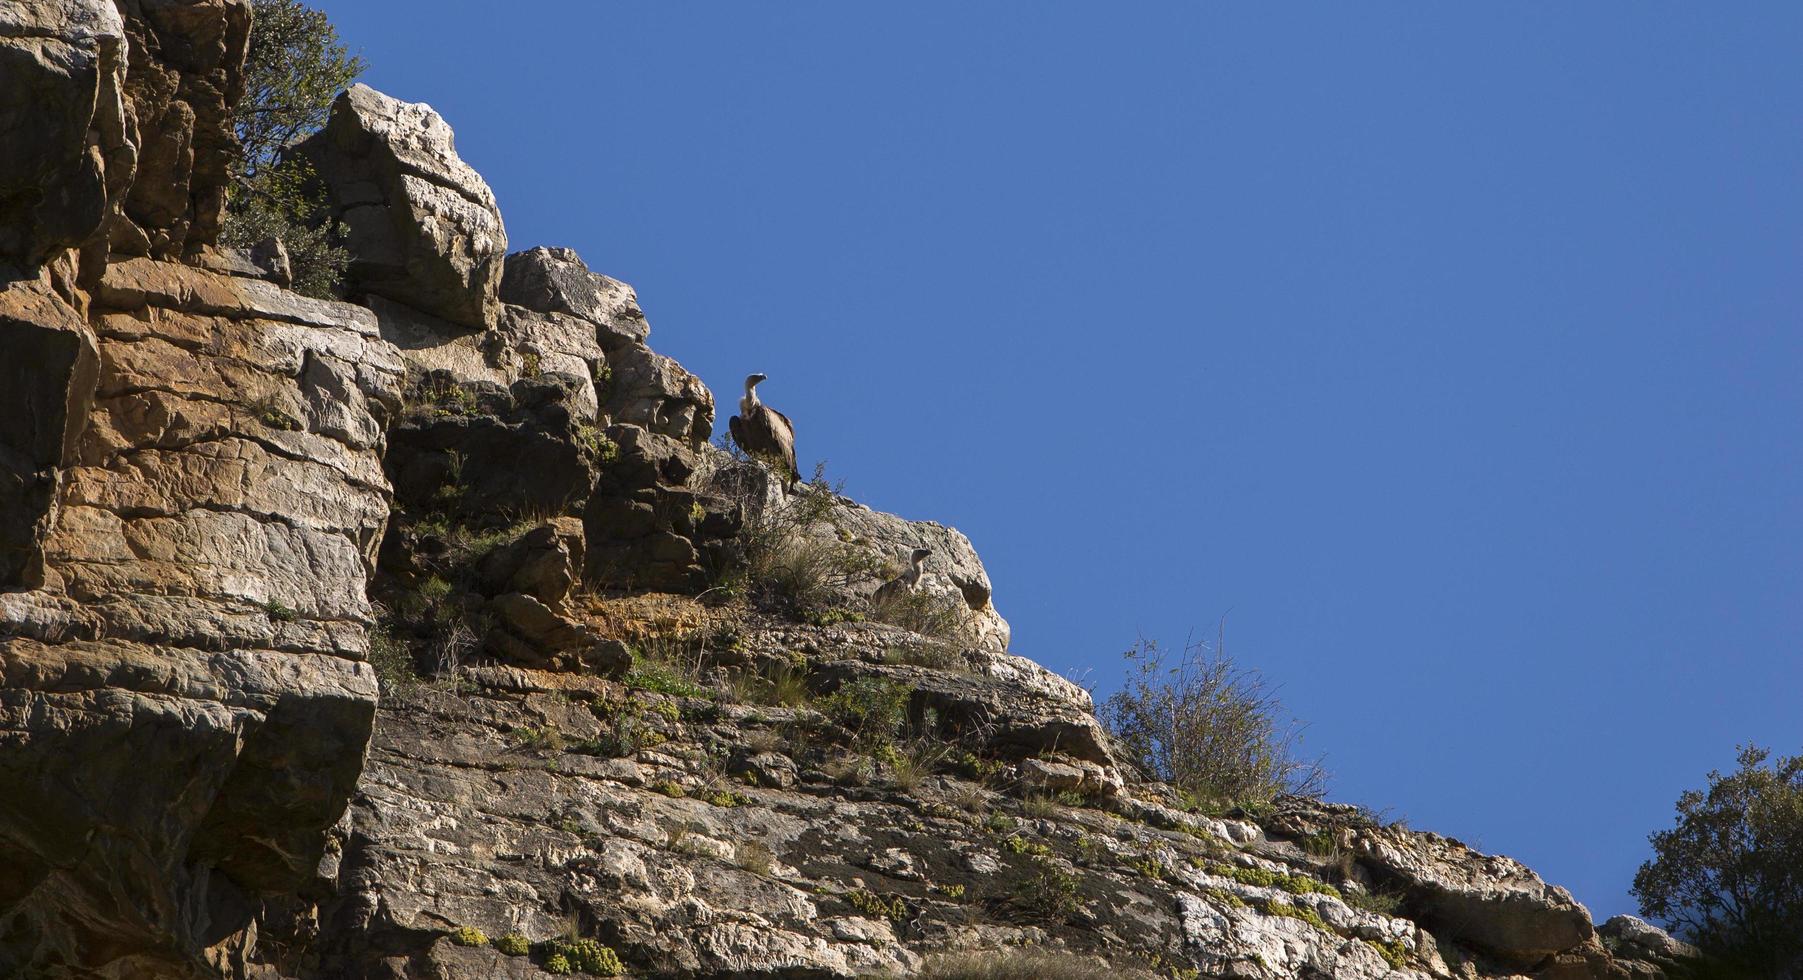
[0,7,1703,979]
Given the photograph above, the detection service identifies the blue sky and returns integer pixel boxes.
[313,2,1803,921]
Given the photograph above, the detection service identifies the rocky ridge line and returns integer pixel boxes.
[0,6,1693,979]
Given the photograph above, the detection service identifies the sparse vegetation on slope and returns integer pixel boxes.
[1101,633,1327,808]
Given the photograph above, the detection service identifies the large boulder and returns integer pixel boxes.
[0,0,131,269]
[1599,916,1700,978]
[1353,822,1596,969]
[299,83,508,329]
[0,258,402,976]
[112,0,252,259]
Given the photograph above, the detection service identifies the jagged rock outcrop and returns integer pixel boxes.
[0,4,421,974]
[501,247,711,444]
[0,11,1704,978]
[0,0,131,270]
[0,255,402,977]
[113,0,251,259]
[299,84,508,329]
[1599,916,1700,979]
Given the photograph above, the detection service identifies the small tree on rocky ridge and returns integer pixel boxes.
[1633,745,1803,980]
[221,0,364,297]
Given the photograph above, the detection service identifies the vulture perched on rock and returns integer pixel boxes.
[729,373,798,483]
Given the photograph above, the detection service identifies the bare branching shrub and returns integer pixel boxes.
[732,839,776,876]
[432,616,480,676]
[366,614,418,693]
[1100,634,1327,808]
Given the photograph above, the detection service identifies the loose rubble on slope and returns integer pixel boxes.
[0,6,1701,979]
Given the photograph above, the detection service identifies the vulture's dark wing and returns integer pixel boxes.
[729,414,749,456]
[766,407,798,480]
[730,407,799,482]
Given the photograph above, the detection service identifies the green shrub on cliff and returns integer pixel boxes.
[1633,745,1803,979]
[223,0,364,297]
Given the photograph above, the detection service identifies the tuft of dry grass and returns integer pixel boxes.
[577,592,717,644]
[918,949,1146,980]
[732,839,776,876]
[869,588,974,646]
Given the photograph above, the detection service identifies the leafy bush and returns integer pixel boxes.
[492,932,530,956]
[821,677,909,747]
[550,938,623,976]
[1633,745,1803,978]
[1100,635,1326,807]
[847,889,907,921]
[448,925,486,947]
[1014,856,1082,922]
[1344,887,1403,916]
[1365,938,1410,970]
[223,0,364,297]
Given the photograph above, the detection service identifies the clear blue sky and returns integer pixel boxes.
[313,2,1803,921]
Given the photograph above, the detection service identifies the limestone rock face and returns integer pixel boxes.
[1352,820,1596,967]
[1598,916,1700,976]
[501,246,713,445]
[299,84,507,329]
[113,0,252,259]
[500,246,650,349]
[0,0,130,268]
[0,259,401,978]
[0,14,1702,980]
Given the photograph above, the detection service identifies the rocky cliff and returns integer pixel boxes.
[0,6,1696,980]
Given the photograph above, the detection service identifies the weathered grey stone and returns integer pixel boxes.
[474,517,586,607]
[1353,821,1595,967]
[192,238,293,287]
[0,0,131,269]
[500,245,650,349]
[299,84,507,328]
[1599,915,1699,971]
[606,340,715,446]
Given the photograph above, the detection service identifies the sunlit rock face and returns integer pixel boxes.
[0,254,401,978]
[298,83,508,330]
[0,10,1698,977]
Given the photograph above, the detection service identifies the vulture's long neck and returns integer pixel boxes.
[741,382,761,417]
[906,555,926,589]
